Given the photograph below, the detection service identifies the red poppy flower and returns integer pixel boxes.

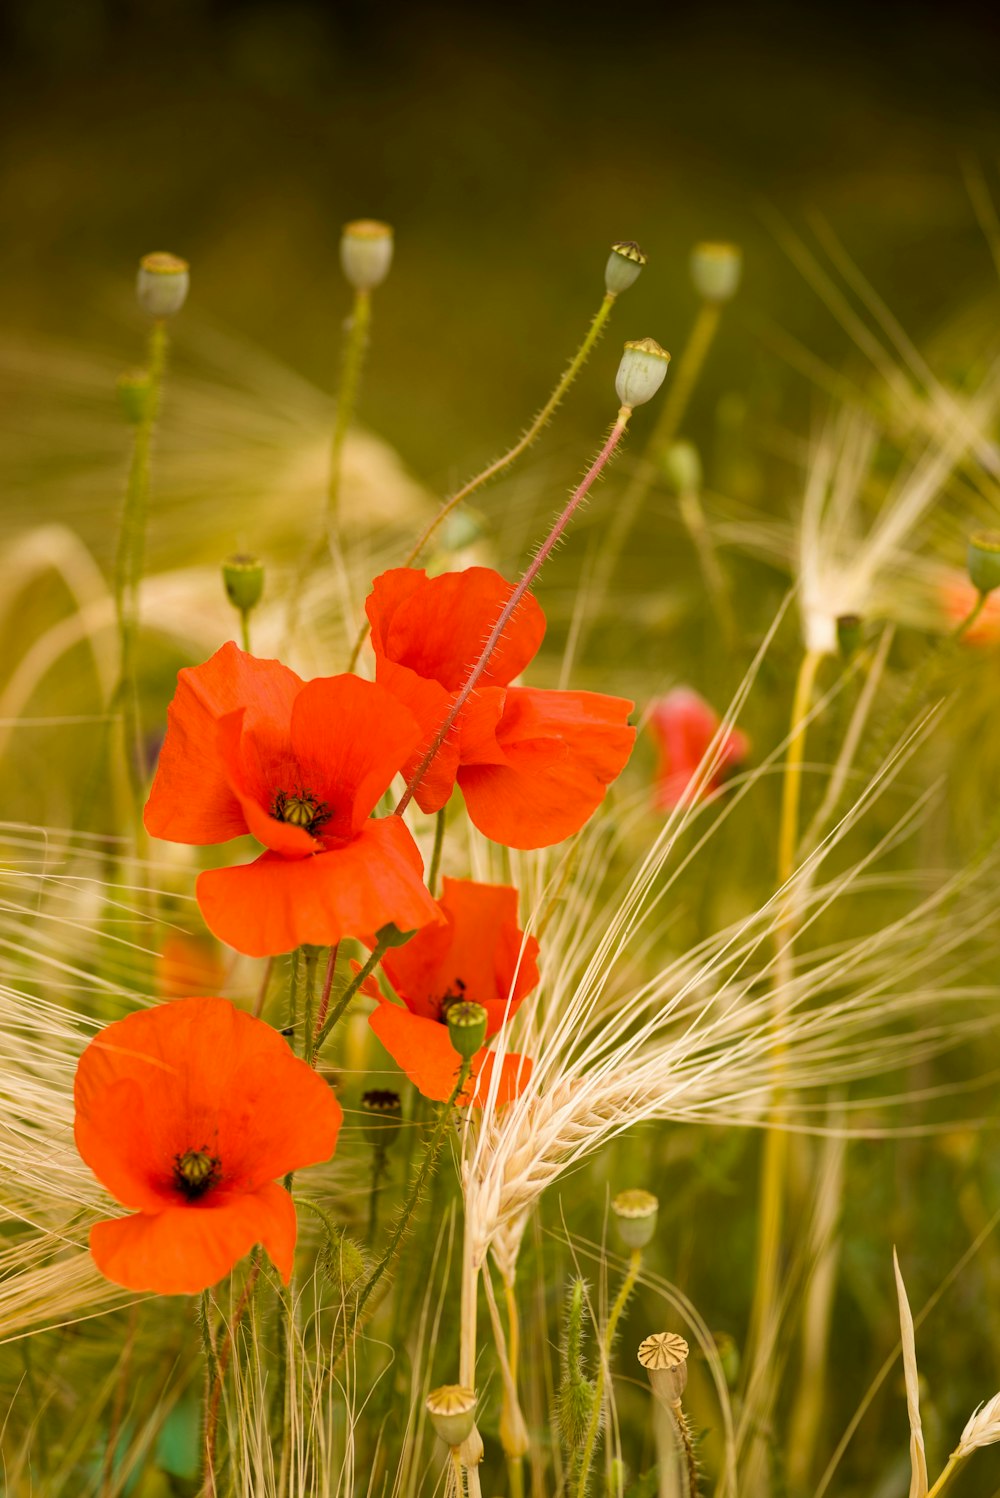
[74,996,341,1294]
[143,643,441,957]
[648,688,749,810]
[941,574,1000,646]
[366,567,635,849]
[368,878,538,1106]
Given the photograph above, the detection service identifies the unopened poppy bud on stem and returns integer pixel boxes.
[341,219,394,291]
[446,1000,488,1061]
[638,1331,690,1405]
[222,554,265,614]
[426,1385,477,1446]
[605,240,648,296]
[136,252,190,318]
[616,337,671,411]
[690,242,742,303]
[967,531,1000,596]
[612,1189,659,1249]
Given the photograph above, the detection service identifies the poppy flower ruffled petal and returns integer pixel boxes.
[647,688,749,810]
[197,819,439,959]
[457,687,636,848]
[75,997,341,1294]
[90,1182,297,1295]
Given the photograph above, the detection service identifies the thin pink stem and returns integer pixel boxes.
[395,409,632,817]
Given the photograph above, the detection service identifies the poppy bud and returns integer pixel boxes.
[137,252,190,318]
[360,1089,403,1149]
[615,337,671,410]
[836,613,863,659]
[662,440,703,494]
[446,1000,488,1061]
[967,531,1000,596]
[426,1385,477,1447]
[222,554,265,614]
[638,1331,690,1404]
[341,219,394,291]
[375,921,419,950]
[117,368,153,425]
[690,242,742,303]
[320,1228,367,1299]
[605,240,648,295]
[612,1189,659,1249]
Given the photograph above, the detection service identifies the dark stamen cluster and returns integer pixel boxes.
[437,976,467,1022]
[271,786,332,836]
[173,1146,221,1201]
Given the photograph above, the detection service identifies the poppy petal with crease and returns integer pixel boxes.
[74,996,341,1294]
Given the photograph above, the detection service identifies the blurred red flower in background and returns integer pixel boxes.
[647,688,749,810]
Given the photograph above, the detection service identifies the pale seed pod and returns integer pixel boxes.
[341,219,394,291]
[426,1385,477,1446]
[136,252,190,318]
[616,337,671,409]
[967,531,1000,596]
[690,242,742,303]
[638,1331,690,1404]
[662,439,703,494]
[605,240,648,295]
[612,1189,659,1249]
[446,1000,488,1061]
[222,554,265,614]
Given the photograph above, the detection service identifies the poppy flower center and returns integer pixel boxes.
[271,786,332,836]
[173,1146,221,1200]
[435,977,467,1022]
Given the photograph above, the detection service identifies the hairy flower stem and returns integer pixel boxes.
[745,646,823,1486]
[342,1059,472,1350]
[252,957,274,1020]
[308,943,340,1061]
[575,1248,643,1498]
[668,1400,700,1498]
[345,290,619,671]
[582,300,721,644]
[396,410,633,816]
[202,1258,262,1496]
[112,319,169,816]
[428,808,446,896]
[314,936,388,1055]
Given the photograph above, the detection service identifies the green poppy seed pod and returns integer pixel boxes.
[341,219,394,291]
[638,1331,689,1404]
[690,242,742,303]
[426,1385,477,1447]
[612,1189,659,1249]
[967,531,1000,596]
[605,240,648,295]
[222,554,265,614]
[616,338,671,410]
[836,613,863,659]
[116,369,153,425]
[360,1089,403,1149]
[446,1000,488,1061]
[136,252,190,318]
[662,440,703,494]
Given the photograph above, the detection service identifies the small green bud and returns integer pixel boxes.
[662,440,703,494]
[967,531,1000,596]
[690,242,742,303]
[612,1189,659,1249]
[320,1228,367,1300]
[836,613,863,659]
[605,240,647,295]
[341,219,394,291]
[222,554,265,614]
[116,368,153,424]
[425,1385,477,1447]
[360,1089,403,1149]
[616,337,671,410]
[446,1000,488,1061]
[375,921,418,950]
[638,1331,689,1404]
[137,251,190,318]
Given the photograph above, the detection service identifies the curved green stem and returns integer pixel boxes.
[576,1248,643,1498]
[314,936,389,1056]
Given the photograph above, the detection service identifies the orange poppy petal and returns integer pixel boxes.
[144,644,303,846]
[372,658,461,815]
[458,687,635,848]
[89,1181,297,1294]
[214,710,319,857]
[290,675,424,832]
[197,818,439,957]
[471,1049,534,1107]
[369,1002,529,1107]
[368,567,546,691]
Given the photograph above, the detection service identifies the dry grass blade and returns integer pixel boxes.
[893,1247,928,1498]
